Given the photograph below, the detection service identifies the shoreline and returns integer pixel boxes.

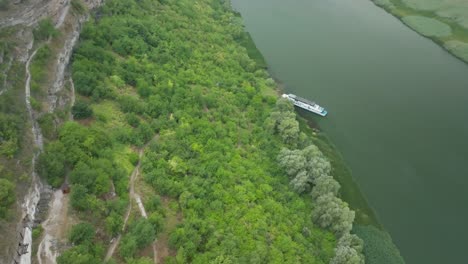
[236,16,383,230]
[370,0,468,65]
[233,6,406,262]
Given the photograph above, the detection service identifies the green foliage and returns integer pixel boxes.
[120,235,138,259]
[127,257,153,264]
[71,0,86,14]
[444,40,468,61]
[57,243,103,264]
[72,100,93,119]
[330,233,365,264]
[312,194,355,237]
[354,225,405,264]
[38,113,57,139]
[120,218,156,258]
[268,99,301,145]
[277,144,333,194]
[105,211,123,237]
[30,45,52,94]
[0,178,15,218]
[0,0,9,10]
[34,18,60,41]
[273,104,363,261]
[402,16,452,37]
[235,30,268,69]
[69,222,95,245]
[32,225,44,239]
[70,184,89,211]
[56,0,350,262]
[0,113,21,157]
[38,141,66,187]
[30,97,42,111]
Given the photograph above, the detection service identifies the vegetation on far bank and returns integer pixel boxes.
[372,0,468,62]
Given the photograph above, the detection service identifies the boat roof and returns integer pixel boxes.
[289,94,318,106]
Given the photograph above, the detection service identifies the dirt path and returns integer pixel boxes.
[104,148,144,261]
[105,137,158,263]
[36,190,71,264]
[68,77,75,120]
[133,173,157,263]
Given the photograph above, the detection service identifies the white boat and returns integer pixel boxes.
[282,93,328,116]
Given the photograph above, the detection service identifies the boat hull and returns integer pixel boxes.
[282,94,328,116]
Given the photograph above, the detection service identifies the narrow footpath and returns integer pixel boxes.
[105,136,158,263]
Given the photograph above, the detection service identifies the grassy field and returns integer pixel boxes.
[372,0,468,63]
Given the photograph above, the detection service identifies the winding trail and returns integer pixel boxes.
[68,77,75,120]
[105,138,158,263]
[104,150,143,262]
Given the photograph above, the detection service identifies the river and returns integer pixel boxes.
[231,0,468,263]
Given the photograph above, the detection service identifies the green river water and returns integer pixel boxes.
[231,0,468,263]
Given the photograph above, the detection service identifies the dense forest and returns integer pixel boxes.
[26,0,403,263]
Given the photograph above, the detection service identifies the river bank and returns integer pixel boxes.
[371,0,468,63]
[234,10,404,263]
[236,10,380,228]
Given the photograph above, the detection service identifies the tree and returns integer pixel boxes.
[131,218,156,247]
[38,141,66,187]
[277,148,307,177]
[331,233,365,264]
[311,175,340,199]
[33,18,59,41]
[277,117,300,144]
[72,100,93,119]
[0,178,15,218]
[69,222,95,245]
[267,99,300,145]
[105,211,123,237]
[0,113,20,157]
[312,194,355,237]
[70,184,89,211]
[120,235,137,259]
[57,245,99,264]
[301,145,331,180]
[148,212,164,234]
[290,171,310,193]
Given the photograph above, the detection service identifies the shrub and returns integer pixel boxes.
[69,222,95,245]
[38,113,57,139]
[0,178,15,218]
[33,18,59,41]
[72,100,93,119]
[32,225,44,239]
[71,0,86,14]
